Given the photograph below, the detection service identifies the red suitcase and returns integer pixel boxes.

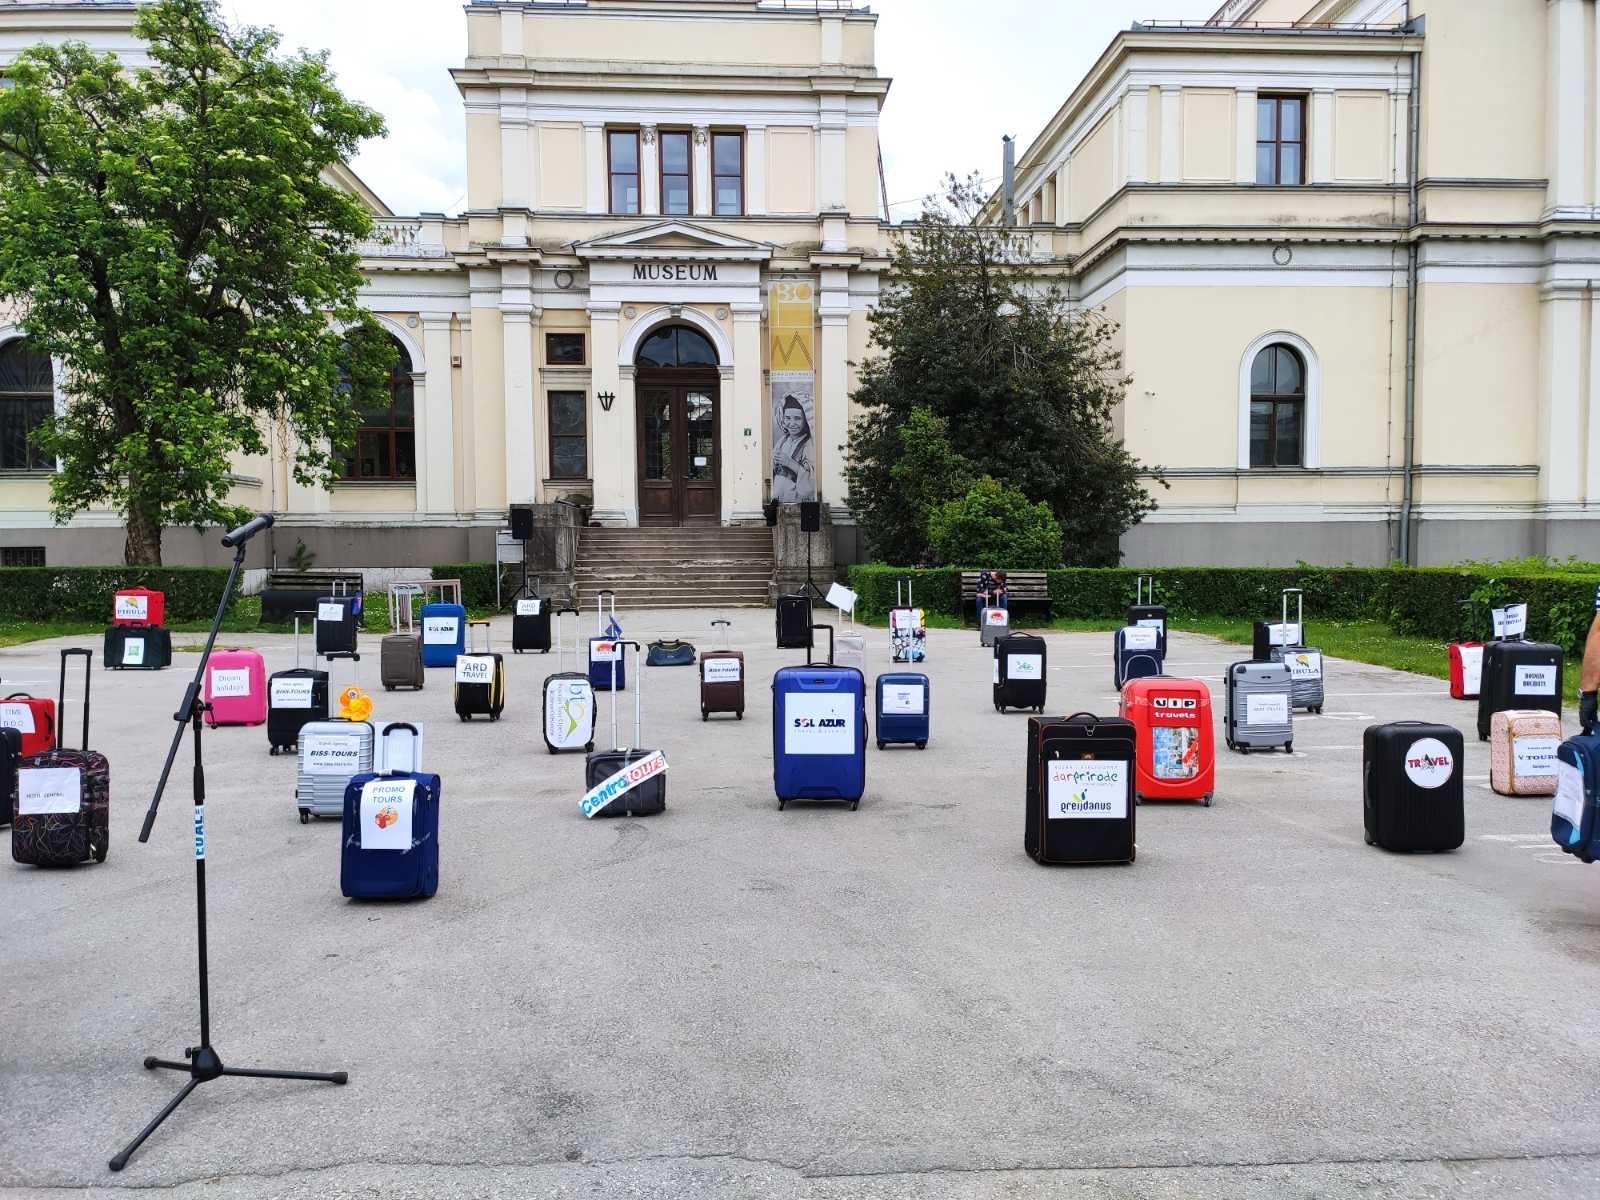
[113,586,165,628]
[1,693,57,758]
[1449,641,1484,701]
[700,618,745,720]
[1119,675,1216,804]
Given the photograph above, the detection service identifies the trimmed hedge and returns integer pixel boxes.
[431,563,498,611]
[0,566,237,623]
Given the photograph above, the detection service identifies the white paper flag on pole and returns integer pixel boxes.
[826,583,857,613]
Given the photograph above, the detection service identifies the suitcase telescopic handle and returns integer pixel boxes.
[381,721,420,775]
[606,640,643,751]
[468,619,491,655]
[1281,587,1303,630]
[59,647,91,751]
[1137,575,1154,605]
[713,618,730,650]
[807,623,834,666]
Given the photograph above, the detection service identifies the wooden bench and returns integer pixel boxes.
[959,571,1052,621]
[259,571,364,625]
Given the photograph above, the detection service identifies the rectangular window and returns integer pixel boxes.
[660,130,691,217]
[713,132,743,216]
[0,397,52,470]
[1256,95,1305,186]
[549,390,588,480]
[608,129,640,215]
[1,546,45,567]
[545,333,585,366]
[1249,400,1305,468]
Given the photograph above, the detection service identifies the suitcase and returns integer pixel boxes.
[1225,660,1293,754]
[1127,574,1167,656]
[1113,626,1162,690]
[994,632,1047,714]
[544,606,597,753]
[834,607,867,676]
[420,600,467,669]
[314,583,361,661]
[1268,589,1325,713]
[875,671,929,750]
[113,586,165,628]
[773,625,867,810]
[1476,639,1563,740]
[700,618,745,721]
[380,585,425,691]
[11,649,109,867]
[1363,721,1465,852]
[512,594,552,654]
[268,613,331,755]
[1449,641,1485,701]
[588,591,626,692]
[1024,713,1137,865]
[340,726,441,900]
[775,594,813,650]
[454,620,506,721]
[889,579,926,664]
[1,693,57,758]
[980,605,1010,648]
[584,640,667,818]
[1552,731,1600,861]
[1252,616,1302,662]
[295,718,375,823]
[102,624,172,670]
[204,648,267,727]
[1120,676,1215,804]
[1489,709,1562,797]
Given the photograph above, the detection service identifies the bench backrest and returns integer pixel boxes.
[959,570,1049,599]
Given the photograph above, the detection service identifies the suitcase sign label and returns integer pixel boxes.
[360,778,416,850]
[1008,653,1043,681]
[1459,645,1484,694]
[1122,626,1159,651]
[984,608,1008,627]
[17,766,82,815]
[1046,760,1128,820]
[1404,738,1455,789]
[1492,603,1529,639]
[1287,652,1322,680]
[1,703,36,734]
[270,677,316,709]
[516,598,541,617]
[122,637,146,666]
[1245,693,1290,727]
[114,593,149,622]
[703,657,742,684]
[581,750,669,818]
[302,732,364,775]
[209,668,252,698]
[590,638,621,663]
[455,656,495,685]
[1554,760,1586,839]
[317,601,345,623]
[1137,617,1166,635]
[546,683,593,749]
[881,683,925,715]
[1268,622,1302,647]
[1151,695,1200,722]
[785,694,856,756]
[1513,736,1560,778]
[423,617,460,645]
[1514,664,1557,696]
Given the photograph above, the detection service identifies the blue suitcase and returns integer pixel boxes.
[1113,626,1163,689]
[340,725,440,899]
[774,625,866,810]
[589,590,626,692]
[420,602,466,669]
[1552,731,1600,862]
[875,672,929,750]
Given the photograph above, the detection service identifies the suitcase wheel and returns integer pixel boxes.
[851,799,860,811]
[459,715,469,723]
[1202,793,1213,808]
[269,746,278,757]
[702,710,708,721]
[1364,831,1375,846]
[1240,745,1251,755]
[94,843,107,864]
[916,741,926,750]
[548,745,557,755]
[1312,706,1323,715]
[778,799,787,811]
[543,648,550,654]
[385,684,394,692]
[1127,845,1136,864]
[995,704,1003,713]
[877,740,885,751]
[585,742,594,753]
[299,810,310,825]
[737,712,743,720]
[1284,742,1293,754]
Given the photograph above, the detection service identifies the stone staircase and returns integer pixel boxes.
[573,526,774,611]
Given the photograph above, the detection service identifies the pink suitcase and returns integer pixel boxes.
[204,649,268,727]
[1489,709,1562,796]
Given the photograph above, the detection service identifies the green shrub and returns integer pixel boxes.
[431,563,498,610]
[928,478,1063,570]
[0,566,236,623]
[846,565,963,622]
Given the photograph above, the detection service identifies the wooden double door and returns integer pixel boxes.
[637,374,719,525]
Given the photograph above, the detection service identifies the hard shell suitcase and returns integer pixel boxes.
[773,625,866,810]
[103,624,172,671]
[1025,713,1137,865]
[584,641,667,818]
[1113,626,1162,690]
[1477,639,1563,740]
[1127,575,1168,656]
[454,620,506,721]
[380,585,425,691]
[589,591,626,692]
[340,725,440,900]
[994,632,1047,714]
[420,600,467,669]
[875,672,929,750]
[1449,642,1485,701]
[776,594,813,650]
[1,693,57,758]
[544,606,596,753]
[1489,709,1562,797]
[268,613,331,755]
[1552,731,1600,861]
[700,618,745,720]
[1120,676,1215,804]
[11,649,109,867]
[295,718,375,823]
[1363,721,1464,852]
[0,727,17,827]
[512,594,552,654]
[980,605,1010,648]
[1225,660,1293,754]
[1268,590,1325,713]
[314,583,361,661]
[204,648,267,727]
[889,579,926,664]
[113,586,165,628]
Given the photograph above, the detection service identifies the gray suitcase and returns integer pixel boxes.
[380,585,425,691]
[980,604,1010,647]
[295,718,375,823]
[1268,588,1325,713]
[1225,660,1294,754]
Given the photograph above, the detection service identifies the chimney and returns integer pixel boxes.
[1001,135,1016,226]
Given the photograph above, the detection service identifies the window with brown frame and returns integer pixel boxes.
[545,332,585,366]
[712,132,743,215]
[340,334,416,482]
[1249,344,1305,468]
[1256,95,1305,186]
[659,130,691,216]
[608,129,641,215]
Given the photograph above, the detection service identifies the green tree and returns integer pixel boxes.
[845,174,1162,566]
[928,476,1063,570]
[0,0,393,564]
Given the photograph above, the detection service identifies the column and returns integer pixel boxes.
[1042,178,1057,224]
[1588,289,1600,505]
[1539,284,1585,505]
[819,98,848,211]
[455,315,474,515]
[1311,89,1334,184]
[728,303,765,522]
[641,124,660,217]
[1235,88,1258,183]
[1549,0,1586,212]
[1124,86,1149,184]
[585,122,607,213]
[587,304,629,525]
[502,270,538,505]
[818,271,851,516]
[746,125,767,216]
[1159,86,1181,184]
[421,315,457,514]
[500,88,529,225]
[468,272,505,514]
[692,126,712,217]
[1055,162,1070,224]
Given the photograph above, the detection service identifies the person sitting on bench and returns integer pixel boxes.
[977,569,1008,625]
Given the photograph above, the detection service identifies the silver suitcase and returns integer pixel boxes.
[980,604,1010,647]
[295,718,375,823]
[1225,661,1294,754]
[1268,588,1325,713]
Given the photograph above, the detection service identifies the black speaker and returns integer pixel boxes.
[800,501,821,533]
[763,501,779,527]
[509,505,534,542]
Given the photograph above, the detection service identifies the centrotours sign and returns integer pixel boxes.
[581,750,669,818]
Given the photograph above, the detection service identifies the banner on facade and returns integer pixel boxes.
[770,278,817,503]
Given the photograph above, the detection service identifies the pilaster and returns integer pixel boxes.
[1159,86,1181,184]
[641,124,660,217]
[1124,86,1149,185]
[817,271,851,516]
[1549,0,1587,213]
[585,122,606,214]
[500,88,530,227]
[745,125,767,216]
[729,303,765,522]
[1235,88,1258,184]
[692,126,712,218]
[502,268,539,505]
[1311,89,1334,184]
[1540,284,1586,505]
[587,304,630,525]
[421,315,457,514]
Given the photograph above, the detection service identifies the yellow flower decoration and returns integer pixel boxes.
[337,686,373,722]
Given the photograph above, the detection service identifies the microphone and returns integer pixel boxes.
[220,512,275,548]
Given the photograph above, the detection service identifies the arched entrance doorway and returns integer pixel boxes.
[635,323,720,525]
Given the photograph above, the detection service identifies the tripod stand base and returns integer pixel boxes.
[109,1046,346,1172]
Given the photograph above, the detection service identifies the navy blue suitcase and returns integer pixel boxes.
[774,625,866,810]
[875,672,929,749]
[340,724,440,899]
[1113,627,1163,689]
[589,590,626,692]
[1552,732,1600,862]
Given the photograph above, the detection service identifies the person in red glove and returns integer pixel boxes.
[1581,582,1598,734]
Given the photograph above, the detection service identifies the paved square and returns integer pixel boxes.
[3,611,1599,1198]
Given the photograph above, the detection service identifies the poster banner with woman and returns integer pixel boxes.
[770,373,817,503]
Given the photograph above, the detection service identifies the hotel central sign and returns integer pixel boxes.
[633,263,719,282]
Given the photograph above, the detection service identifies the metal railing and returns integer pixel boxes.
[1132,20,1413,34]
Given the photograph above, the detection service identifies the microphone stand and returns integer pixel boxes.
[110,527,345,1173]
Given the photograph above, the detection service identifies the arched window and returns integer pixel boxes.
[1249,343,1305,468]
[635,324,718,369]
[343,334,415,481]
[0,339,54,471]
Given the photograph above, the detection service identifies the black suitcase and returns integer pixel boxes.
[268,614,330,755]
[776,594,813,650]
[315,589,361,660]
[11,649,110,867]
[1362,721,1464,852]
[994,632,1047,713]
[1127,574,1167,655]
[102,624,172,670]
[453,620,506,721]
[1025,713,1136,864]
[513,596,552,654]
[584,641,666,817]
[1476,639,1563,740]
[0,726,17,827]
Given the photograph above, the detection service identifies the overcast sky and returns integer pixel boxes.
[223,0,1221,219]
